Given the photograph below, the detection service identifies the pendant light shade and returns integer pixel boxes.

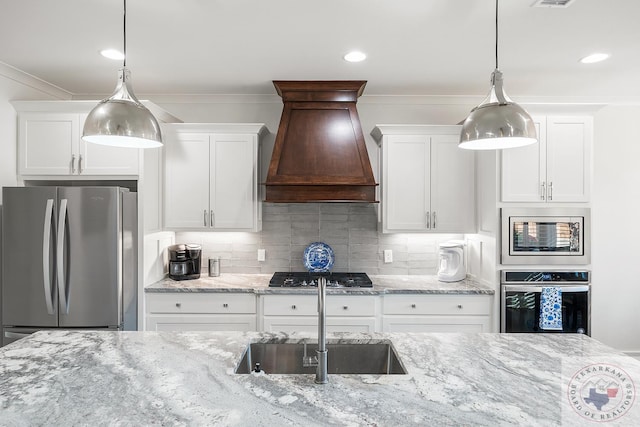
[82,0,162,149]
[459,0,536,150]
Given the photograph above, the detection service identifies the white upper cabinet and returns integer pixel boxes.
[17,112,140,176]
[501,116,592,203]
[163,123,266,232]
[373,125,475,233]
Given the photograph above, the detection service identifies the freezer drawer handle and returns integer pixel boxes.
[4,331,31,339]
[57,198,70,314]
[42,199,56,315]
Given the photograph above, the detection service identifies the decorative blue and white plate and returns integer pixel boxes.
[303,242,335,272]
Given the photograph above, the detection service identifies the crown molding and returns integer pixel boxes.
[0,61,71,99]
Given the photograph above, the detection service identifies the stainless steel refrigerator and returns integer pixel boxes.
[1,186,137,346]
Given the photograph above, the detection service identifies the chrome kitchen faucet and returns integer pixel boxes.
[302,276,328,384]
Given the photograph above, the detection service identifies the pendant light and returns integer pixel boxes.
[82,0,162,149]
[459,0,536,150]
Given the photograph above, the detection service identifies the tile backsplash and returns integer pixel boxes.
[175,203,463,275]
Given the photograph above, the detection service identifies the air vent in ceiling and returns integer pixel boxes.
[531,0,575,7]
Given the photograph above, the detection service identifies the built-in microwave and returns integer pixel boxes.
[501,208,590,265]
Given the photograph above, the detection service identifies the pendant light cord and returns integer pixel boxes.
[123,0,127,68]
[495,0,499,70]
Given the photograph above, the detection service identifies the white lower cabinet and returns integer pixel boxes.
[145,293,257,332]
[260,295,379,333]
[382,294,492,332]
[145,292,494,333]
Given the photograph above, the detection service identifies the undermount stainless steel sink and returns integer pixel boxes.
[234,340,407,375]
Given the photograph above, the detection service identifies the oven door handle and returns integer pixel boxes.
[502,284,590,293]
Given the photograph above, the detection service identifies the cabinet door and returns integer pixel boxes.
[501,119,546,202]
[18,113,76,175]
[78,114,140,175]
[146,314,257,331]
[164,133,211,228]
[262,316,376,333]
[383,135,430,231]
[210,134,257,230]
[430,135,475,232]
[382,316,490,332]
[546,117,592,202]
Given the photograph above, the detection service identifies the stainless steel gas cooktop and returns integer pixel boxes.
[268,272,373,288]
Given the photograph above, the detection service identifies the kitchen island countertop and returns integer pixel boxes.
[145,273,494,295]
[1,330,639,426]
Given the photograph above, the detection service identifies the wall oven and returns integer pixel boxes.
[501,207,590,265]
[501,270,590,335]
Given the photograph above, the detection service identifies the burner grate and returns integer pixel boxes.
[269,272,373,288]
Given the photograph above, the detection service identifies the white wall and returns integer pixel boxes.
[591,105,640,353]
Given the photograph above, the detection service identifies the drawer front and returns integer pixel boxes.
[146,293,256,314]
[146,314,257,332]
[382,316,491,333]
[262,316,376,333]
[383,294,491,316]
[262,295,377,316]
[262,295,316,316]
[326,296,377,316]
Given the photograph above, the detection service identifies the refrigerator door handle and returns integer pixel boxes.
[42,199,56,315]
[57,198,70,314]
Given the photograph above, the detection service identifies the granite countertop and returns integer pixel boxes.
[1,331,639,426]
[145,273,495,295]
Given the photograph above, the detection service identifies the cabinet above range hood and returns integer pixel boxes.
[264,81,378,203]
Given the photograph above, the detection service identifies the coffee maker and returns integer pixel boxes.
[168,244,202,280]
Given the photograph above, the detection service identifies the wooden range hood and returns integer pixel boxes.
[264,81,378,203]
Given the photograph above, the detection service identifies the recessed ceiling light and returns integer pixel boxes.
[100,49,125,61]
[344,51,367,63]
[580,53,610,64]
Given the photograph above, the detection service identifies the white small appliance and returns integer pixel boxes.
[437,241,466,282]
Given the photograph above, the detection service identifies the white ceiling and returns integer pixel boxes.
[1,0,639,103]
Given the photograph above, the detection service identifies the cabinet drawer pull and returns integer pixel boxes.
[203,210,208,227]
[291,305,296,310]
[175,303,181,308]
[432,211,436,229]
[549,182,553,201]
[223,303,228,308]
[541,181,546,200]
[211,211,215,227]
[411,304,416,309]
[71,154,76,174]
[425,212,430,229]
[343,306,348,310]
[457,304,463,309]
[78,154,83,174]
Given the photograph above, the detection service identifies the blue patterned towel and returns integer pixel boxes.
[539,287,563,330]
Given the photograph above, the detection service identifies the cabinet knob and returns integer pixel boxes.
[457,304,463,309]
[175,303,181,308]
[291,305,296,310]
[411,304,416,309]
[223,303,228,308]
[343,306,348,310]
